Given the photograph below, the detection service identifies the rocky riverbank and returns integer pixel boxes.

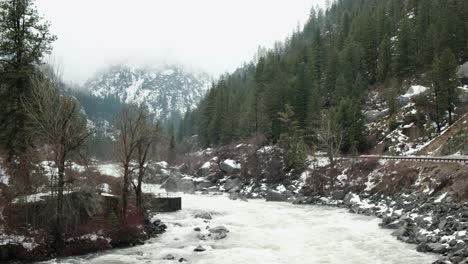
[290,191,468,264]
[155,143,468,264]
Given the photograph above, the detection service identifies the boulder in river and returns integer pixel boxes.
[266,189,287,202]
[229,192,248,201]
[209,226,229,240]
[161,176,195,193]
[194,211,212,220]
[195,180,214,191]
[163,254,175,260]
[194,245,206,252]
[223,177,242,192]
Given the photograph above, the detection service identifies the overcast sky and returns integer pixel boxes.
[36,0,325,84]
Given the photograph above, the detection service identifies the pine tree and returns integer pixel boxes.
[377,36,392,82]
[0,0,56,191]
[393,18,414,79]
[278,104,306,170]
[435,49,460,125]
[431,56,448,133]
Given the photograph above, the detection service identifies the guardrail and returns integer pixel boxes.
[360,155,468,164]
[154,192,181,198]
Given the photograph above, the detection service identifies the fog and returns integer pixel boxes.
[35,0,325,84]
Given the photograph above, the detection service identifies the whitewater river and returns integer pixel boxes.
[44,194,437,264]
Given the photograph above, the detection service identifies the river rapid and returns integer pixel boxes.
[43,193,437,264]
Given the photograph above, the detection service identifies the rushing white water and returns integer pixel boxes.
[44,194,437,264]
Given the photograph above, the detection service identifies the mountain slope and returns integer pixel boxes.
[84,64,211,121]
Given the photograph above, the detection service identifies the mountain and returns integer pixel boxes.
[65,64,211,159]
[83,64,211,121]
[181,0,468,156]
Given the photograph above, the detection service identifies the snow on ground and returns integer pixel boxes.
[142,183,167,195]
[364,170,384,191]
[223,159,241,169]
[98,183,111,193]
[0,163,9,185]
[201,162,212,169]
[0,234,39,251]
[156,161,169,168]
[434,192,447,203]
[402,85,429,98]
[44,194,437,264]
[12,192,51,203]
[308,156,330,168]
[96,163,121,177]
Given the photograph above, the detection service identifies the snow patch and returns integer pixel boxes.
[402,85,429,98]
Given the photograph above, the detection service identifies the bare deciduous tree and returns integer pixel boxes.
[116,106,148,222]
[317,110,342,188]
[22,75,91,249]
[131,121,159,210]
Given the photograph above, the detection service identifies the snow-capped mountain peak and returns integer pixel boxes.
[85,64,211,120]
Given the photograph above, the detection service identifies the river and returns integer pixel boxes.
[43,193,437,264]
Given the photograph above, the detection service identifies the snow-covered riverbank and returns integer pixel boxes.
[43,193,437,264]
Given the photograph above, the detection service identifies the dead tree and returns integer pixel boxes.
[23,76,91,250]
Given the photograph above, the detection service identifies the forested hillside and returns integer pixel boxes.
[181,0,468,154]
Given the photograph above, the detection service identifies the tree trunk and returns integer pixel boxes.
[55,156,65,253]
[121,164,129,223]
[448,108,453,125]
[135,184,142,210]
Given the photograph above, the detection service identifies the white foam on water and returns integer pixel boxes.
[42,194,437,264]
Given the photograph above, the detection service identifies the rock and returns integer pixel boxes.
[451,256,463,264]
[458,61,468,79]
[161,176,180,192]
[178,258,188,262]
[344,193,360,206]
[209,226,229,240]
[382,221,402,230]
[163,254,176,260]
[179,178,195,194]
[194,245,206,252]
[398,95,410,105]
[292,196,313,204]
[197,233,208,240]
[194,227,201,232]
[219,159,241,174]
[161,176,195,193]
[229,192,247,201]
[266,189,287,202]
[331,190,346,200]
[194,212,212,220]
[428,243,448,254]
[365,109,389,122]
[223,177,242,192]
[416,242,428,253]
[438,219,448,230]
[195,180,213,191]
[391,225,407,238]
